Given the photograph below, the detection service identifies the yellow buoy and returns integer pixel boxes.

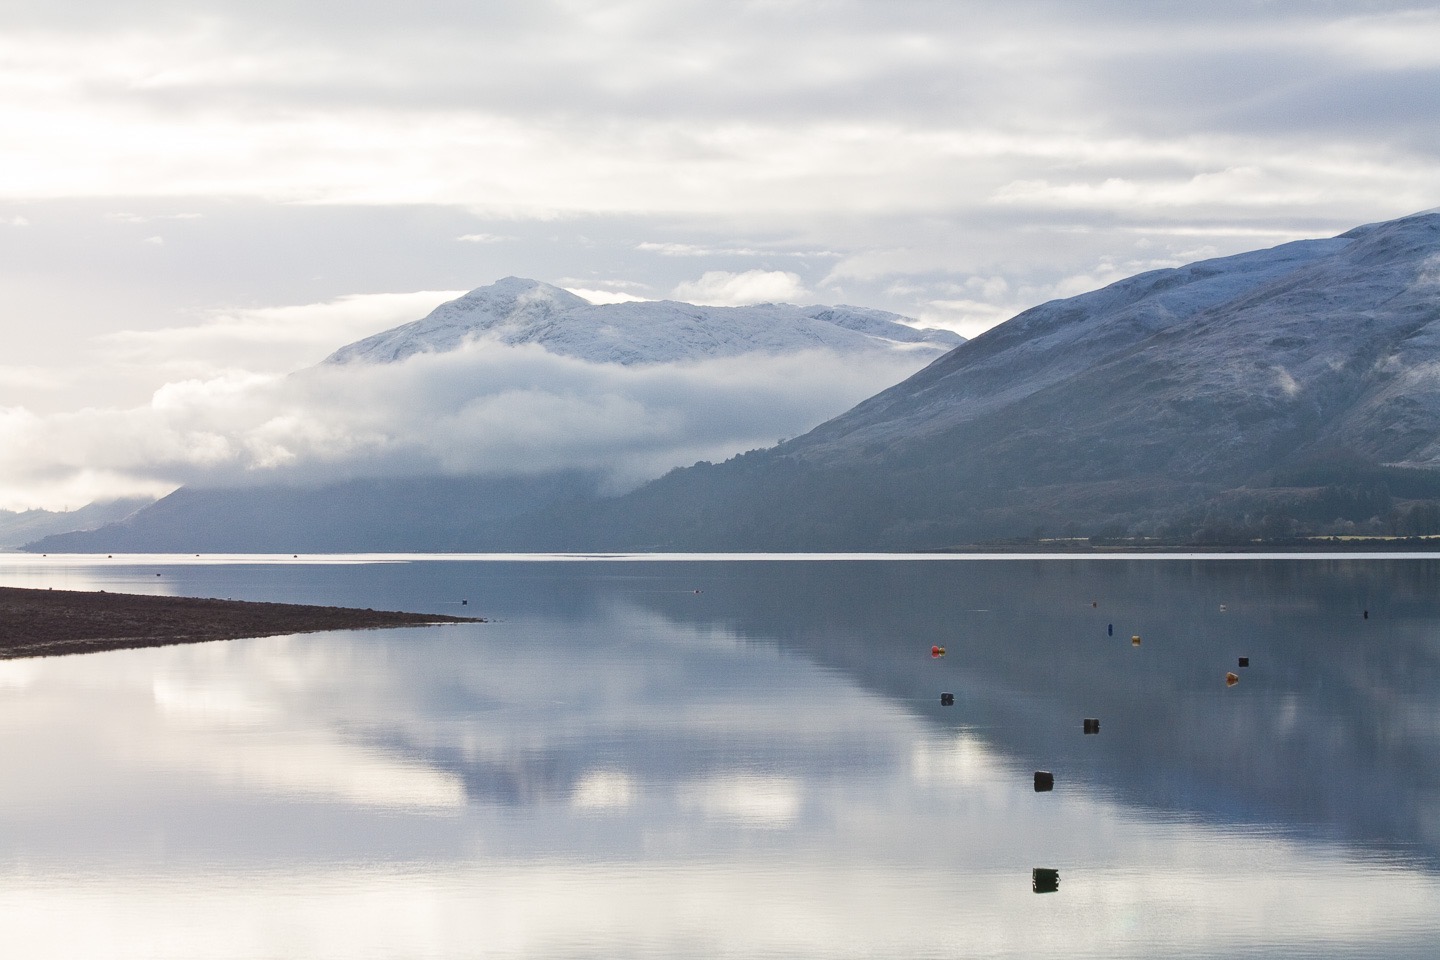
[1131,635,1141,647]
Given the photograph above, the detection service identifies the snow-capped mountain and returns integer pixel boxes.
[29,282,961,553]
[324,277,962,366]
[37,212,1440,554]
[571,210,1440,548]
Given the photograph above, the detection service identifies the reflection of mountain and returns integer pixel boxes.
[594,559,1440,864]
[162,556,1440,866]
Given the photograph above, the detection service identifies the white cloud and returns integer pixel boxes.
[456,233,514,243]
[106,212,202,223]
[563,288,651,305]
[672,270,808,306]
[0,338,935,510]
[142,235,164,245]
[919,300,1020,339]
[98,291,465,374]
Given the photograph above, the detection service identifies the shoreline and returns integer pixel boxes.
[0,586,482,660]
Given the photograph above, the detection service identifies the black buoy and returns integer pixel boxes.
[1083,718,1100,734]
[1238,656,1249,668]
[1032,868,1060,893]
[940,692,954,706]
[1107,623,1113,636]
[461,599,468,606]
[1363,609,1369,620]
[1034,771,1054,792]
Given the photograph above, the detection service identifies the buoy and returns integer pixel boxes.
[1238,657,1249,668]
[1363,609,1369,620]
[1091,601,1097,608]
[156,573,160,576]
[931,645,946,658]
[1225,672,1240,687]
[1083,718,1100,734]
[461,599,468,606]
[1107,624,1113,636]
[1131,634,1141,647]
[940,692,954,706]
[1032,868,1060,893]
[1034,771,1054,792]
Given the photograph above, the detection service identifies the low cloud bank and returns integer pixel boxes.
[0,341,931,511]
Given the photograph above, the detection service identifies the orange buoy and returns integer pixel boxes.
[1225,672,1240,687]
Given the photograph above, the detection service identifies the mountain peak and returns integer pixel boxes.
[324,279,962,367]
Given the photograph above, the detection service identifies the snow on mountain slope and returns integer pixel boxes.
[572,210,1440,548]
[324,277,962,366]
[790,211,1440,473]
[793,234,1356,455]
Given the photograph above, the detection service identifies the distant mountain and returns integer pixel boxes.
[560,210,1440,548]
[0,498,152,550]
[325,277,961,366]
[29,282,960,553]
[25,475,596,554]
[40,213,1440,555]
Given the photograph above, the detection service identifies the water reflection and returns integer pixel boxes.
[0,556,1437,957]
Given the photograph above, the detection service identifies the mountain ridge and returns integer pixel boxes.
[325,277,962,366]
[560,211,1440,548]
[29,211,1440,553]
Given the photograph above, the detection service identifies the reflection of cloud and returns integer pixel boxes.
[571,770,636,810]
[2,571,1440,957]
[679,774,802,826]
[160,733,467,809]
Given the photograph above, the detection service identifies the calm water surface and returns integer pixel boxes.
[0,554,1437,959]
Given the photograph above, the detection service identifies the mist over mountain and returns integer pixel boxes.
[28,281,960,552]
[0,498,152,550]
[33,212,1440,553]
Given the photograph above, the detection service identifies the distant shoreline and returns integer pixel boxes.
[0,586,482,661]
[941,537,1440,554]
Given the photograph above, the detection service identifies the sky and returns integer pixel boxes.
[2,0,1439,510]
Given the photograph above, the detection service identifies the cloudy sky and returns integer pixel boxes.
[2,0,1438,510]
